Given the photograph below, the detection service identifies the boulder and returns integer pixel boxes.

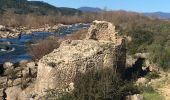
[126,55,138,68]
[0,77,8,87]
[27,62,36,69]
[0,25,5,31]
[0,88,5,100]
[5,86,22,100]
[23,62,37,78]
[3,62,13,70]
[136,77,148,85]
[13,78,22,86]
[126,94,143,100]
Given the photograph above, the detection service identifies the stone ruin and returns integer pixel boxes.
[34,20,126,95]
[5,21,126,99]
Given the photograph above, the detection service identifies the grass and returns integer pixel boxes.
[143,91,164,100]
[139,85,164,100]
[145,72,160,80]
[151,73,170,88]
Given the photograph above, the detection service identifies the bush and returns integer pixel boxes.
[145,72,160,80]
[139,85,164,100]
[64,29,88,40]
[149,44,170,69]
[59,68,140,100]
[28,38,60,61]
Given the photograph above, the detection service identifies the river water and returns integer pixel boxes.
[0,23,89,64]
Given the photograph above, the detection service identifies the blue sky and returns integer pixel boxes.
[30,0,170,12]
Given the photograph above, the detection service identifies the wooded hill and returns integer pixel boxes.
[0,0,81,15]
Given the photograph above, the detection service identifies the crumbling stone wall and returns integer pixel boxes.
[35,20,126,94]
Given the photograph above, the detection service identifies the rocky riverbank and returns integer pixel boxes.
[0,24,76,38]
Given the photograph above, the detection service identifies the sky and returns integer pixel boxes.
[30,0,170,12]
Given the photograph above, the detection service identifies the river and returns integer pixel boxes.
[0,23,89,64]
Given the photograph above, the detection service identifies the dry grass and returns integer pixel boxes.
[28,38,60,61]
[0,10,155,28]
[63,29,88,40]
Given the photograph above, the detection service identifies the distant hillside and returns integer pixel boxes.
[144,12,170,19]
[78,7,102,12]
[0,0,81,15]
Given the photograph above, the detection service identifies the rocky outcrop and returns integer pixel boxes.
[34,20,126,96]
[0,61,37,100]
[5,86,22,100]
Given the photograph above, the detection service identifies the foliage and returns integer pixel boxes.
[28,38,60,61]
[143,92,164,100]
[139,85,164,100]
[145,72,160,80]
[5,68,18,80]
[0,0,81,15]
[59,68,140,100]
[149,44,170,69]
[126,29,154,54]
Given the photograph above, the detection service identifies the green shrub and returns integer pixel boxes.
[138,85,164,100]
[145,72,160,80]
[149,44,170,69]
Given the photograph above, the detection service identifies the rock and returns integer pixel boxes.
[5,86,22,100]
[134,53,149,59]
[0,88,5,100]
[143,60,159,72]
[0,77,8,87]
[126,94,143,100]
[27,62,36,68]
[0,25,5,30]
[148,64,159,72]
[0,41,11,45]
[24,62,37,77]
[136,78,148,85]
[18,84,37,100]
[0,45,12,51]
[7,80,13,87]
[19,60,29,66]
[52,25,59,30]
[34,21,126,95]
[0,88,4,97]
[3,62,13,70]
[66,82,74,92]
[13,78,21,86]
[126,55,138,68]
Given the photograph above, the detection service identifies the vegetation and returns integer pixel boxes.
[143,92,164,100]
[58,68,140,100]
[145,72,160,80]
[63,29,88,40]
[26,10,170,69]
[0,0,81,15]
[28,38,60,61]
[139,85,164,100]
[0,1,169,99]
